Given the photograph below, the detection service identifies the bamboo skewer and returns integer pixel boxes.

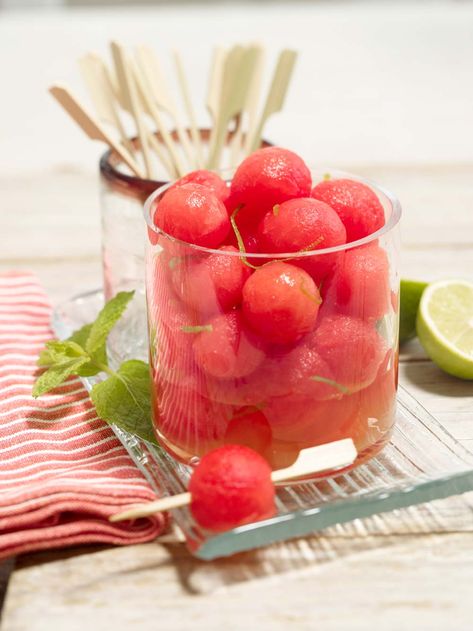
[110,439,357,522]
[51,42,298,181]
[245,49,298,154]
[173,50,204,168]
[131,60,178,178]
[206,46,227,168]
[111,41,154,179]
[79,53,134,155]
[133,60,186,178]
[135,46,195,168]
[206,44,246,169]
[49,84,144,177]
[229,44,264,166]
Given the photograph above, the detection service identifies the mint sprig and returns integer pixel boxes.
[33,291,157,445]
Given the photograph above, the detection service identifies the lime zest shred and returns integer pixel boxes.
[181,325,213,334]
[230,206,259,270]
[309,375,351,395]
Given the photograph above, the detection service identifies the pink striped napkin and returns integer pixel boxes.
[0,272,166,560]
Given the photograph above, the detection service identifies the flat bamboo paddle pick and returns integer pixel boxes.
[78,53,133,155]
[135,45,195,168]
[110,41,154,179]
[110,438,357,522]
[207,45,247,169]
[49,84,144,178]
[246,49,298,154]
[206,46,227,165]
[173,50,204,167]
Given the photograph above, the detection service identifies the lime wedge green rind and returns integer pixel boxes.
[399,278,428,344]
[416,279,473,380]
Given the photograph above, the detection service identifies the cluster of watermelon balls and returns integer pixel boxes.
[150,146,392,533]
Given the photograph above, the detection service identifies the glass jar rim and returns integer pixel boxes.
[99,130,273,200]
[143,168,402,259]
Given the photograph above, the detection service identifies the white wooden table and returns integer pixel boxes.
[1,3,473,629]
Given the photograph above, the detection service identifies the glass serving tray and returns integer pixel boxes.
[53,289,473,560]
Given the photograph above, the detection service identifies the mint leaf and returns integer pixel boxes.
[37,340,85,367]
[69,323,106,377]
[90,360,156,444]
[85,291,134,359]
[33,356,89,398]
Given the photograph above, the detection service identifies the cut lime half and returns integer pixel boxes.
[416,279,473,380]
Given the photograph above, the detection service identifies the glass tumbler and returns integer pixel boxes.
[144,171,401,473]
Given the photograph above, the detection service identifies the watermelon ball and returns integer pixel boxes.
[230,147,312,226]
[192,311,265,379]
[189,444,276,532]
[279,343,344,400]
[171,245,251,316]
[242,262,321,345]
[153,183,230,247]
[153,385,232,458]
[265,393,357,446]
[224,407,273,455]
[311,178,385,243]
[168,169,229,203]
[311,314,385,391]
[257,198,347,283]
[325,243,391,321]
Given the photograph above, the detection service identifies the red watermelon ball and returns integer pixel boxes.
[311,178,385,243]
[189,444,276,532]
[154,384,232,457]
[311,314,386,391]
[171,245,251,316]
[257,197,347,283]
[230,147,312,224]
[192,311,265,379]
[264,393,357,446]
[242,262,321,345]
[224,407,273,455]
[326,243,391,321]
[168,169,229,203]
[153,183,230,247]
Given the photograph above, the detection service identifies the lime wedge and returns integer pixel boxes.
[399,278,428,343]
[416,279,473,380]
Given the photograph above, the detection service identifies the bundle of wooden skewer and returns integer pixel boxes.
[49,42,297,181]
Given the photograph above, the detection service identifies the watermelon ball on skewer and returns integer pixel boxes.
[242,262,322,345]
[257,197,347,284]
[167,169,229,204]
[311,178,385,243]
[153,182,230,248]
[189,444,276,532]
